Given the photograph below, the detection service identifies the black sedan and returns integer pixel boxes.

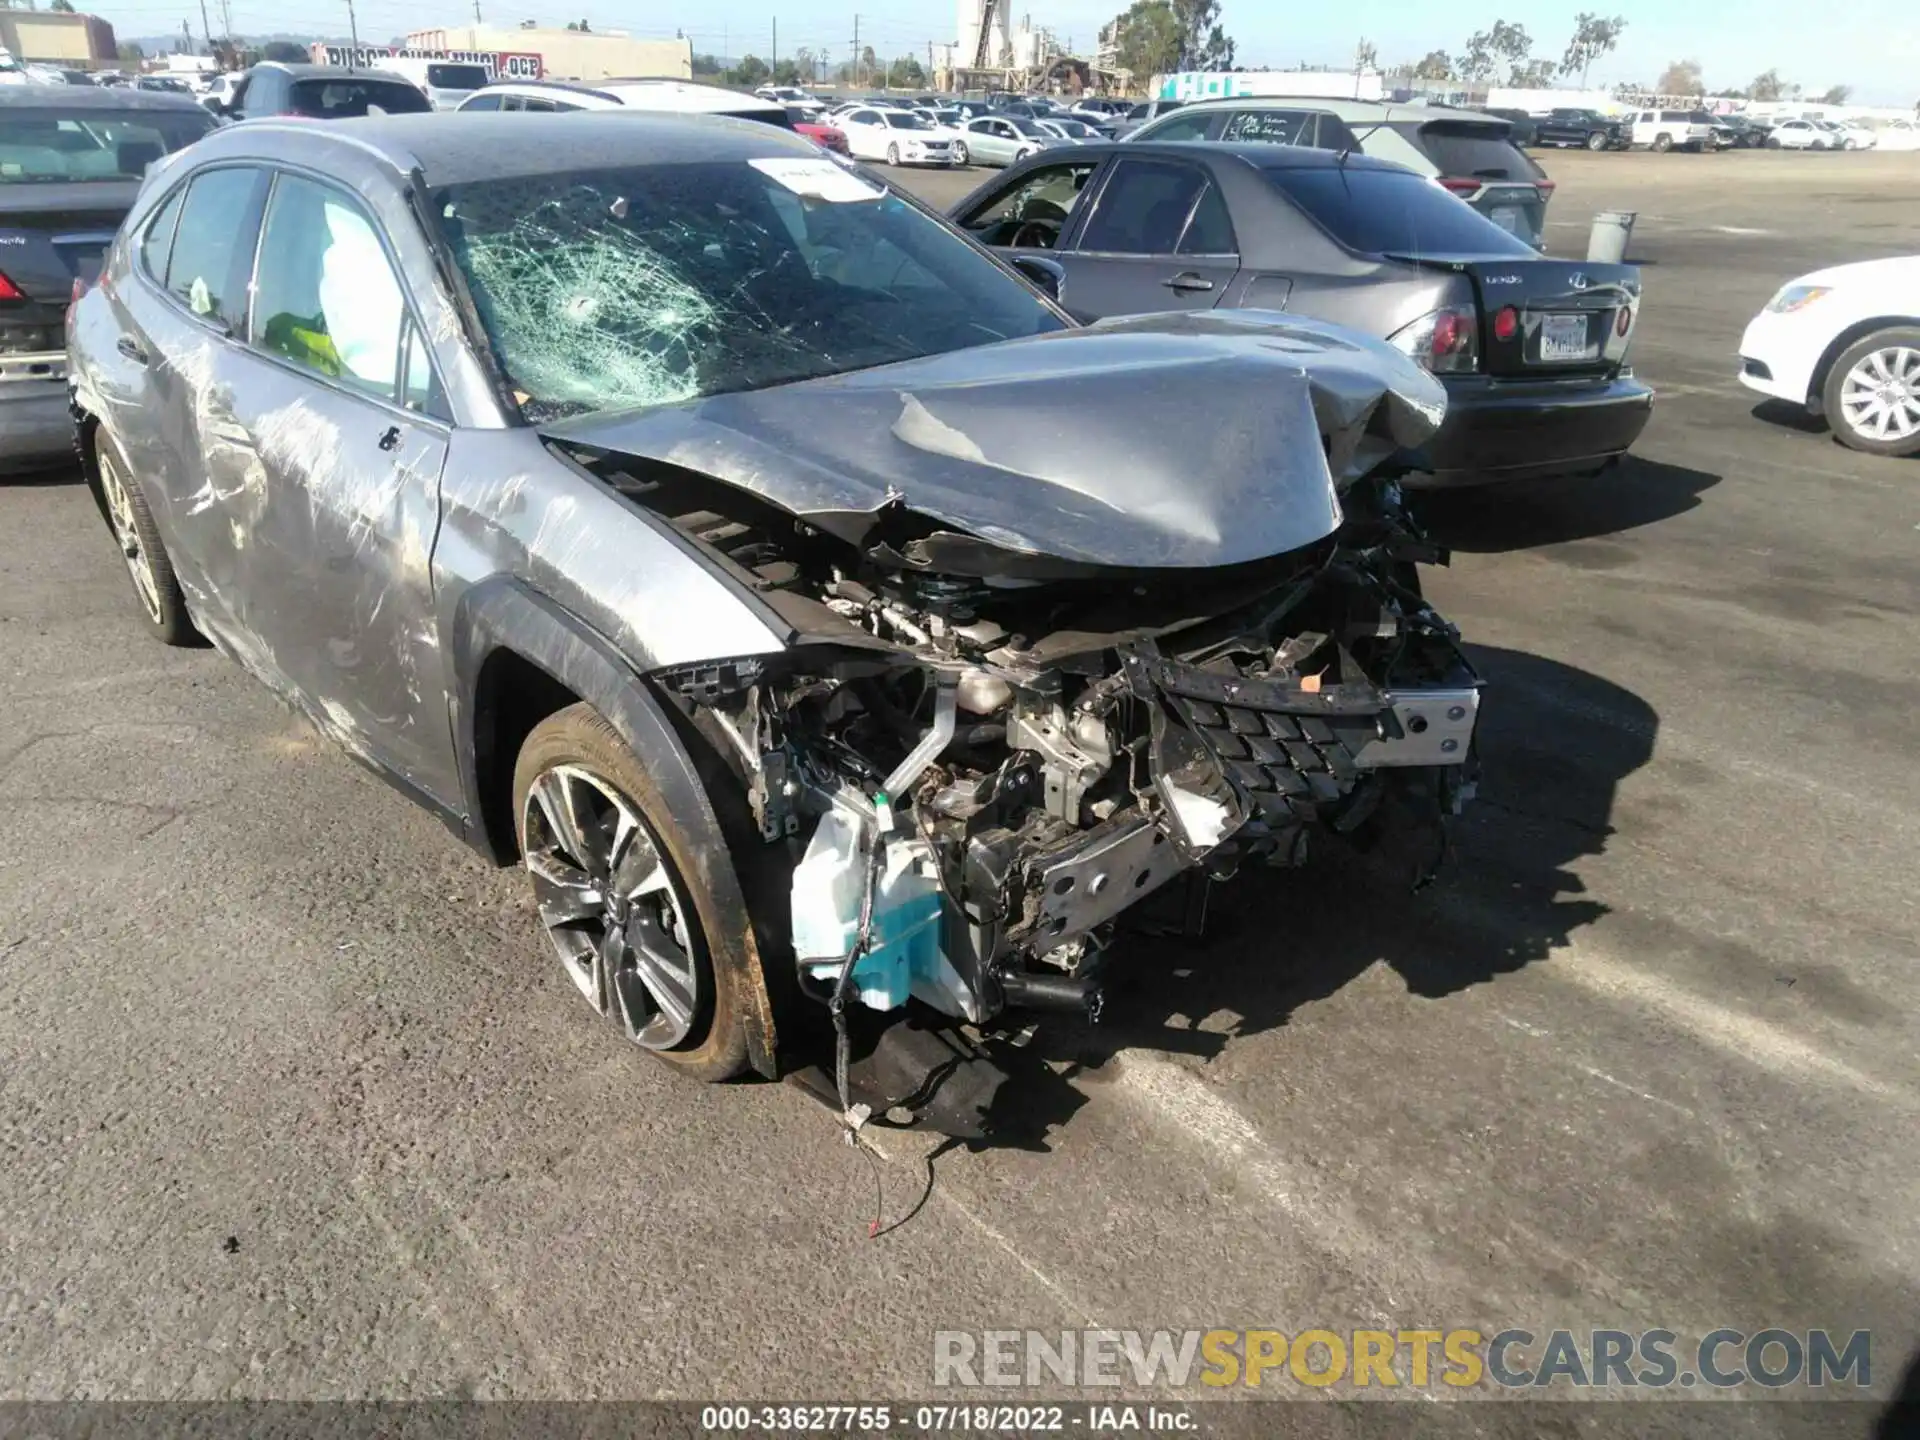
[0,85,214,469]
[949,142,1654,486]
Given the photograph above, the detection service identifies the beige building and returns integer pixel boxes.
[0,12,118,67]
[403,26,691,83]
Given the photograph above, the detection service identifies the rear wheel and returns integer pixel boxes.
[951,139,969,166]
[1586,130,1608,151]
[512,703,751,1081]
[1823,327,1920,457]
[1766,136,1781,148]
[1652,133,1673,153]
[95,437,196,645]
[886,141,901,166]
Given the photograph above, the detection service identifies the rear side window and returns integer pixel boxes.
[140,185,185,281]
[288,78,431,119]
[1179,184,1235,254]
[165,166,264,329]
[461,93,502,111]
[1406,123,1540,180]
[719,109,796,131]
[427,64,488,89]
[1145,110,1222,142]
[1222,109,1312,145]
[250,173,411,404]
[1079,159,1208,255]
[1264,166,1536,258]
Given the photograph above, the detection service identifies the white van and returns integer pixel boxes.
[382,57,491,111]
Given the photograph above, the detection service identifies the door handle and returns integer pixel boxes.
[376,424,401,452]
[1162,272,1215,293]
[116,336,148,365]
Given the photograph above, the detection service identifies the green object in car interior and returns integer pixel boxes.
[262,311,341,377]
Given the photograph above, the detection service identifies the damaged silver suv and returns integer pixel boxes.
[70,113,1480,1086]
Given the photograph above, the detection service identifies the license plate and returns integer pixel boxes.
[1539,312,1590,362]
[1490,206,1522,234]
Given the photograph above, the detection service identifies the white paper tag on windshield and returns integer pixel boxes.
[749,158,884,203]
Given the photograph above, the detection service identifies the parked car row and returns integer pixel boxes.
[1486,104,1906,154]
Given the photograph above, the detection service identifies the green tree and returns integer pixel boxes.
[1747,69,1786,101]
[771,59,800,86]
[1817,84,1852,105]
[792,47,817,84]
[726,54,771,87]
[116,40,143,62]
[50,0,77,11]
[1656,58,1704,96]
[692,53,723,77]
[1172,0,1234,69]
[1110,0,1181,82]
[261,41,307,62]
[1412,49,1452,81]
[885,55,926,89]
[1560,13,1626,88]
[1512,58,1556,87]
[1354,39,1378,72]
[1460,20,1531,87]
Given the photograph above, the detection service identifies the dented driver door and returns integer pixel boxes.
[216,171,458,807]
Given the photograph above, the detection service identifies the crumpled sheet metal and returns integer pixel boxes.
[541,310,1447,572]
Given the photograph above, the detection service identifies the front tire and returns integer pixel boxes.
[951,139,968,166]
[886,142,901,166]
[1652,133,1673,153]
[94,436,196,645]
[1766,136,1781,148]
[513,703,751,1081]
[1823,327,1920,458]
[1587,130,1608,151]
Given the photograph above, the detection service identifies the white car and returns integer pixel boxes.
[1766,119,1831,150]
[1876,118,1920,152]
[1739,257,1920,456]
[1833,121,1878,151]
[833,105,955,166]
[460,78,792,129]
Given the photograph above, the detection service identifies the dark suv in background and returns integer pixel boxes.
[0,85,212,468]
[209,63,431,123]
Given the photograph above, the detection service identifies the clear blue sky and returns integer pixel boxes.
[92,1,1918,106]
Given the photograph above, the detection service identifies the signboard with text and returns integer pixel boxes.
[309,45,544,80]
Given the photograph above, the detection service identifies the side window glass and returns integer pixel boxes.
[462,93,502,111]
[500,95,523,112]
[140,185,184,282]
[1077,160,1207,257]
[1221,110,1309,145]
[1178,183,1235,255]
[250,173,407,403]
[521,97,556,113]
[1144,110,1219,142]
[167,167,263,329]
[399,324,443,416]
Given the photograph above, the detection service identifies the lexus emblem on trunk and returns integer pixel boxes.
[1569,273,1590,289]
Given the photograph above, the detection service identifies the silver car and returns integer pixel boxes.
[69,112,1477,1108]
[955,113,1066,168]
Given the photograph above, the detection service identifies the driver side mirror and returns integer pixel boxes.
[1010,254,1064,300]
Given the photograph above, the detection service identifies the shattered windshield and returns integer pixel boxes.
[435,160,1067,422]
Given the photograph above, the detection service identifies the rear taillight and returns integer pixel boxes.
[0,271,22,302]
[1389,304,1480,374]
[1492,305,1519,342]
[1438,176,1482,197]
[1534,178,1556,198]
[1615,304,1633,337]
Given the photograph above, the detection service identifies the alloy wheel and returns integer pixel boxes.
[522,763,700,1050]
[98,450,162,623]
[1839,346,1920,444]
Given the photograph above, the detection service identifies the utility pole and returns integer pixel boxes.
[771,18,777,71]
[180,18,191,56]
[345,0,360,56]
[473,0,482,22]
[197,0,212,52]
[851,14,859,87]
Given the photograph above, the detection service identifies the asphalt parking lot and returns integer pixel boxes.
[2,146,1917,1427]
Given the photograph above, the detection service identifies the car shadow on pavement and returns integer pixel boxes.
[1412,456,1720,553]
[1748,397,1829,435]
[948,642,1658,1150]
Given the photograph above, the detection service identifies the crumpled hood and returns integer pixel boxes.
[541,310,1446,571]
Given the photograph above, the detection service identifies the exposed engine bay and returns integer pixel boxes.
[600,460,1477,1032]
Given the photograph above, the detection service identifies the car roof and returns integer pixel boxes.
[595,78,785,113]
[1155,97,1505,125]
[0,83,208,114]
[198,110,820,186]
[1008,139,1409,172]
[252,62,414,85]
